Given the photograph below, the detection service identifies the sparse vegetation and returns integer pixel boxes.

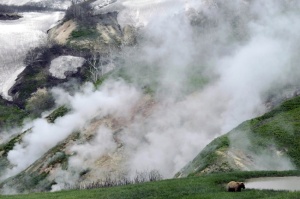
[46,152,68,167]
[0,133,24,157]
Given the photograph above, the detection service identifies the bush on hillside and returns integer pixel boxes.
[25,88,55,117]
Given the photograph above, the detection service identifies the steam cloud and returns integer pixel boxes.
[4,81,141,179]
[2,0,300,191]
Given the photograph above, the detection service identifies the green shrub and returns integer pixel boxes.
[46,106,70,123]
[25,88,55,118]
[46,152,69,168]
[70,28,98,39]
[0,133,23,157]
[0,103,27,129]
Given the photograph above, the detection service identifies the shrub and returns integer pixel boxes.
[25,88,55,117]
[64,1,93,26]
[46,106,69,123]
[70,28,98,39]
[0,99,28,129]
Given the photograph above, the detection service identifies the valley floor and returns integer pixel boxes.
[1,171,300,199]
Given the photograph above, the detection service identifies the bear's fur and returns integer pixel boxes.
[226,181,245,192]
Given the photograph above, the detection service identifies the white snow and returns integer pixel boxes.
[2,67,26,100]
[0,12,64,100]
[49,56,85,79]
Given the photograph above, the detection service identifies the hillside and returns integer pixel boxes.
[177,96,300,177]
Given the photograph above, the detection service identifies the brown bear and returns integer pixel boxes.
[226,181,245,192]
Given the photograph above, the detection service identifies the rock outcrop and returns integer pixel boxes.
[0,13,22,20]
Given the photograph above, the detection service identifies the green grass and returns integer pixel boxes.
[248,96,300,168]
[46,106,70,123]
[175,135,231,178]
[0,100,27,129]
[0,171,300,199]
[70,28,99,40]
[67,27,100,50]
[0,133,23,157]
[180,95,300,177]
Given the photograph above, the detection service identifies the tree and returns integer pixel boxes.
[86,46,115,83]
[65,0,89,22]
[86,52,101,83]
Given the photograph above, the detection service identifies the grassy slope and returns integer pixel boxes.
[249,96,300,167]
[0,171,300,199]
[178,95,300,177]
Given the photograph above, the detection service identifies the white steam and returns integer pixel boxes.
[229,128,295,171]
[114,0,300,176]
[50,126,119,191]
[69,126,117,170]
[4,81,141,179]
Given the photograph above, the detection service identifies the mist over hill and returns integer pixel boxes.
[0,0,300,194]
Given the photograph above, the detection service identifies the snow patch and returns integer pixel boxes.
[1,67,26,101]
[49,56,85,79]
[0,12,64,100]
